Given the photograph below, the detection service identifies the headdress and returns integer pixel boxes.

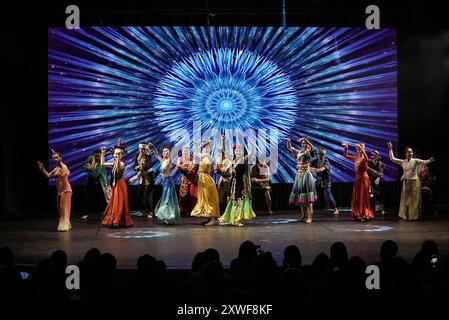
[50,148,61,156]
[298,137,313,148]
[138,142,149,150]
[110,138,128,155]
[370,150,382,160]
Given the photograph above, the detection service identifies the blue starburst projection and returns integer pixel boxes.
[154,48,298,133]
[48,26,397,184]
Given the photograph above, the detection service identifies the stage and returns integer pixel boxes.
[2,210,448,269]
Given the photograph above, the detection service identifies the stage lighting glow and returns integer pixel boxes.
[107,230,171,239]
[342,225,394,232]
[256,218,301,224]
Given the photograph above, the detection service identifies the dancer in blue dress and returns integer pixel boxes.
[149,144,181,225]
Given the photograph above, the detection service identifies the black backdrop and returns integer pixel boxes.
[1,0,448,217]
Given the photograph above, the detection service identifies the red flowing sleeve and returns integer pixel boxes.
[344,147,356,162]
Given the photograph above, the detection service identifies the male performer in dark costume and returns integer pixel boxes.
[367,150,385,215]
[133,143,155,218]
[81,148,111,219]
[310,148,339,215]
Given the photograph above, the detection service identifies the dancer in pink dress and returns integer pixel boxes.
[38,150,72,231]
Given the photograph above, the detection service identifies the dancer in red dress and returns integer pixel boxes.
[101,139,133,228]
[342,143,374,221]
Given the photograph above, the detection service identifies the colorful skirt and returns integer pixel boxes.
[179,171,198,214]
[399,178,421,220]
[289,171,317,204]
[351,173,374,220]
[57,191,72,231]
[102,178,133,227]
[155,176,181,224]
[219,175,256,225]
[191,173,220,218]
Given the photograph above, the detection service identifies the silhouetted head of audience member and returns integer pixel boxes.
[191,252,206,271]
[413,240,440,271]
[347,256,367,277]
[202,260,224,285]
[229,241,258,279]
[0,247,21,299]
[37,258,55,274]
[381,256,417,294]
[203,248,220,263]
[342,256,368,297]
[78,248,101,283]
[137,254,155,271]
[50,250,67,273]
[136,254,166,286]
[34,258,58,292]
[250,251,278,283]
[283,245,302,269]
[0,246,14,267]
[330,242,348,270]
[420,240,439,257]
[413,240,439,264]
[137,254,166,273]
[190,248,220,272]
[380,240,398,262]
[33,258,61,299]
[238,241,257,263]
[84,248,101,264]
[248,251,278,299]
[99,253,117,272]
[312,252,331,281]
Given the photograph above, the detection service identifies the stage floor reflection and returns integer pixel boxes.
[1,210,448,268]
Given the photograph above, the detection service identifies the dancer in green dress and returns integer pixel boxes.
[219,139,256,227]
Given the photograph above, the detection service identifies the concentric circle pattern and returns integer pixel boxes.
[154,48,297,133]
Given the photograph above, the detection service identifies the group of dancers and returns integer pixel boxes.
[37,136,434,231]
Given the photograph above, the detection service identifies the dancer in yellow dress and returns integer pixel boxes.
[191,140,220,226]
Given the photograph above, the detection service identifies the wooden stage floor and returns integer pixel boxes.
[1,209,448,268]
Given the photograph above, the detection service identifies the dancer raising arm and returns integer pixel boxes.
[387,141,434,220]
[214,134,232,214]
[287,137,318,223]
[150,144,181,225]
[219,139,256,227]
[81,149,111,220]
[100,139,133,228]
[191,140,220,226]
[37,150,72,231]
[342,143,374,222]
